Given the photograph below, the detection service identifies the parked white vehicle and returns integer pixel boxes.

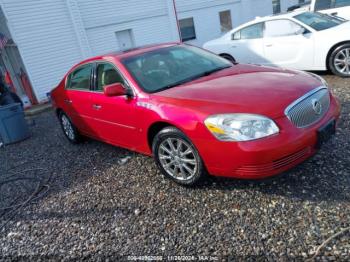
[288,0,350,20]
[203,11,350,77]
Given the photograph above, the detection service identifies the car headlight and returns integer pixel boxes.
[308,72,328,87]
[204,114,279,141]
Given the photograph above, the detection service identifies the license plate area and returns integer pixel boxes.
[317,119,336,148]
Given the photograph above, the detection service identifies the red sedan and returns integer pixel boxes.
[51,43,340,186]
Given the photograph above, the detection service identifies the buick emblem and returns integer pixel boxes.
[311,98,322,115]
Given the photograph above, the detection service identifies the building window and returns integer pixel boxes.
[314,0,332,11]
[219,10,233,33]
[272,0,281,14]
[179,18,196,41]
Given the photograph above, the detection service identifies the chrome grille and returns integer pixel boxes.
[285,87,330,128]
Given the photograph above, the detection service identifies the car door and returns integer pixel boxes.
[230,22,266,64]
[64,63,96,136]
[90,61,141,149]
[315,0,350,20]
[263,19,315,69]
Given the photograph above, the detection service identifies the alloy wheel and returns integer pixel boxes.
[334,48,350,76]
[61,115,75,140]
[158,138,198,181]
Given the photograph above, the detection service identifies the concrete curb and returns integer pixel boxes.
[25,103,52,116]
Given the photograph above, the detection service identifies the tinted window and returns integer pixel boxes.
[294,12,344,30]
[315,0,332,10]
[122,46,231,93]
[67,64,92,90]
[265,20,303,37]
[96,63,124,92]
[179,18,196,41]
[239,23,264,40]
[334,0,350,8]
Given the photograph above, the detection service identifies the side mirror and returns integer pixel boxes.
[104,82,127,97]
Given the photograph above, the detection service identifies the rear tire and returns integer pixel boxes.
[220,54,236,64]
[329,43,350,77]
[152,127,206,186]
[59,112,82,144]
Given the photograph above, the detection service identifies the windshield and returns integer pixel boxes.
[294,12,345,31]
[121,45,232,93]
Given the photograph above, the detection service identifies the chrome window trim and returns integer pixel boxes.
[92,60,134,96]
[284,86,328,117]
[64,60,135,97]
[65,62,94,91]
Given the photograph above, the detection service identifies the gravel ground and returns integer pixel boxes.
[0,73,349,260]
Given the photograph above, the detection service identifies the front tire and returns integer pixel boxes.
[59,112,82,144]
[152,127,206,186]
[329,44,350,77]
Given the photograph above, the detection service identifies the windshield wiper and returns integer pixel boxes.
[201,65,232,77]
[156,66,232,92]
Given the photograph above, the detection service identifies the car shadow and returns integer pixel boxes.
[197,135,349,203]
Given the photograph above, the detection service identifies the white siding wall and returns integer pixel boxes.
[175,0,273,46]
[281,0,299,12]
[77,0,179,56]
[86,16,178,56]
[238,0,273,23]
[0,0,84,102]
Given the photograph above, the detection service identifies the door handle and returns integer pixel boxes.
[231,45,237,48]
[92,104,102,110]
[331,12,338,16]
[265,44,273,47]
[64,99,72,104]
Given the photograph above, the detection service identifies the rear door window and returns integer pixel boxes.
[237,23,264,40]
[67,64,93,90]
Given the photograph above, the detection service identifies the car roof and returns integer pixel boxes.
[242,10,306,26]
[78,42,180,65]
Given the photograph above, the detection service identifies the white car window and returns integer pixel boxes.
[265,20,302,37]
[334,0,350,8]
[233,23,263,40]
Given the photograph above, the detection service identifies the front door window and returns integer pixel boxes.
[96,63,124,92]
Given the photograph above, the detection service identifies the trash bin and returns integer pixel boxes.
[0,103,30,145]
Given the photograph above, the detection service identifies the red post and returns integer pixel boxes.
[172,0,182,42]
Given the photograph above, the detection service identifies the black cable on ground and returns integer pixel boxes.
[0,168,51,232]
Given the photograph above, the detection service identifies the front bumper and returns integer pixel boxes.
[194,95,341,179]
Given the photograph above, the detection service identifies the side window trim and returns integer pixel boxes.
[232,22,264,40]
[93,60,133,94]
[65,62,94,91]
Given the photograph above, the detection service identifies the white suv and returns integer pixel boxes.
[289,0,350,20]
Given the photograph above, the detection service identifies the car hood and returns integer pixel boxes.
[153,64,323,119]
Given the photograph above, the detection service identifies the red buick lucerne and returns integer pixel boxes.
[51,43,340,186]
